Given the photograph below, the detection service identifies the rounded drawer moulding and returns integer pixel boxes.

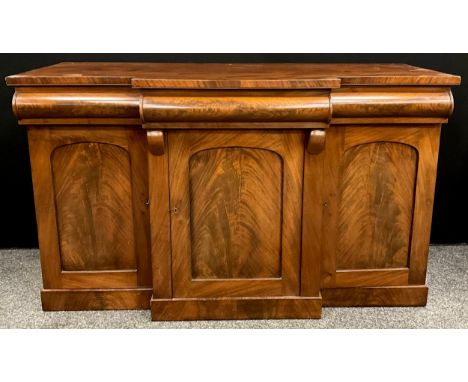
[140,91,331,123]
[12,87,455,125]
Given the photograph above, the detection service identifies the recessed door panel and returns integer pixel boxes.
[189,147,283,279]
[52,142,136,271]
[337,142,417,270]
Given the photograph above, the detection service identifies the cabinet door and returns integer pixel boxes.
[28,126,151,289]
[168,130,304,297]
[317,126,440,288]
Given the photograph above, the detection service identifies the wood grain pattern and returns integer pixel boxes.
[320,126,441,291]
[333,269,409,287]
[319,127,344,288]
[331,87,454,119]
[6,62,460,87]
[330,117,449,125]
[11,86,455,127]
[337,142,417,269]
[52,142,136,271]
[407,127,441,284]
[8,63,458,318]
[41,288,152,311]
[27,127,152,296]
[143,122,328,130]
[18,118,143,126]
[321,286,428,307]
[12,87,140,119]
[148,133,173,299]
[141,91,330,122]
[60,270,138,289]
[189,147,282,279]
[343,126,441,285]
[151,296,322,320]
[127,132,153,286]
[301,131,324,297]
[168,130,304,298]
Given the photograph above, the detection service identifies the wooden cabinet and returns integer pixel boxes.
[6,63,460,320]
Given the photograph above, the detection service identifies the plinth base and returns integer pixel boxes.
[322,285,428,307]
[151,296,322,321]
[41,288,152,311]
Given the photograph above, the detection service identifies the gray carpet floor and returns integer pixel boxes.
[0,246,466,328]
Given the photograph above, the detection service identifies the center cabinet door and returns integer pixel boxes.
[168,130,304,298]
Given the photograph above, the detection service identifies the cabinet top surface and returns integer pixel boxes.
[5,62,461,88]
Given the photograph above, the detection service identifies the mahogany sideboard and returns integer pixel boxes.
[6,63,461,320]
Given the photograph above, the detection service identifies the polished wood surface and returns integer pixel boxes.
[333,269,409,288]
[151,296,322,320]
[331,87,454,118]
[53,142,136,271]
[148,132,172,300]
[189,147,282,279]
[141,91,330,122]
[42,288,152,311]
[6,63,459,319]
[337,141,417,269]
[146,130,165,155]
[307,129,326,154]
[6,62,460,87]
[318,126,441,290]
[27,127,152,295]
[12,87,140,119]
[12,87,454,126]
[166,130,303,298]
[322,286,428,307]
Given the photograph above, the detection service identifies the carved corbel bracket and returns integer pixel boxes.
[307,129,326,154]
[147,130,165,156]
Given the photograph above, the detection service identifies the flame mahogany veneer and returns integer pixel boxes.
[6,63,460,320]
